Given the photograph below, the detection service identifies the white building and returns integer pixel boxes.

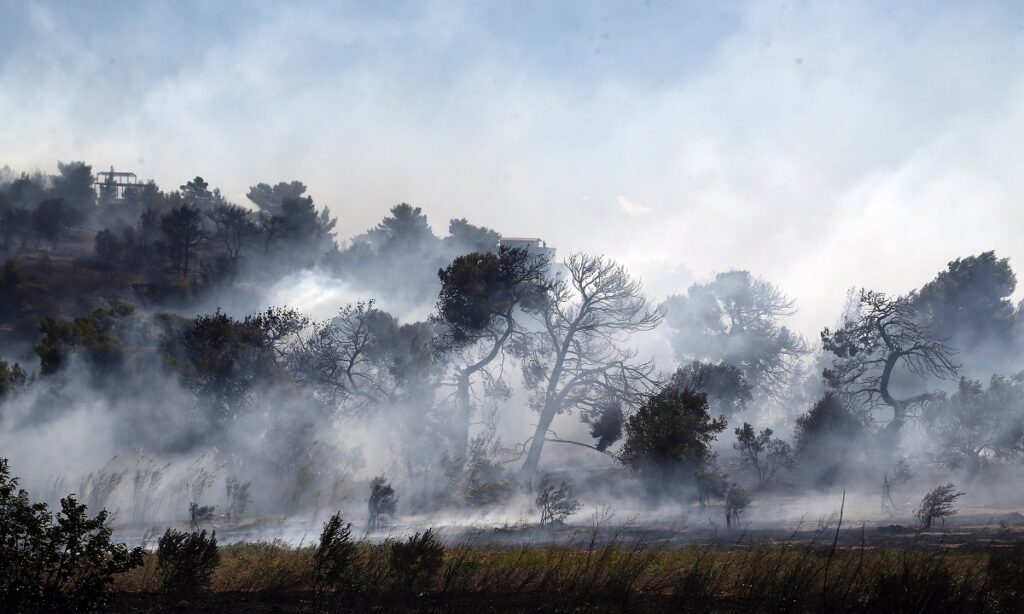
[499,236,557,263]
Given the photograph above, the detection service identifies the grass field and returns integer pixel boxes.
[103,525,1024,613]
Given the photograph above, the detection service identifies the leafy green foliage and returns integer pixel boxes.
[914,251,1017,355]
[620,386,727,483]
[35,303,137,376]
[172,308,305,424]
[435,246,549,346]
[670,361,753,416]
[0,458,143,612]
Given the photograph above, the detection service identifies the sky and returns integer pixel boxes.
[2,0,1024,337]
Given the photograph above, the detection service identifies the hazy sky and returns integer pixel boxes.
[3,0,1024,336]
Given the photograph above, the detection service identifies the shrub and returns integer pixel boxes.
[915,483,964,530]
[367,475,397,531]
[313,513,356,603]
[535,476,582,527]
[0,458,143,612]
[724,483,751,528]
[389,529,445,592]
[156,529,220,597]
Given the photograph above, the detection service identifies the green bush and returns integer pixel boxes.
[0,458,143,612]
[156,528,220,597]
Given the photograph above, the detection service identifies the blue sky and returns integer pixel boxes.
[3,0,1024,334]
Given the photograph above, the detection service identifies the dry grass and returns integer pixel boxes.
[108,527,1023,612]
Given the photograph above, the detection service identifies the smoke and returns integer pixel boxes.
[4,2,1024,544]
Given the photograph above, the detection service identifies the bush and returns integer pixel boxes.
[535,476,582,527]
[724,483,751,528]
[389,529,444,592]
[156,528,220,597]
[915,483,964,530]
[367,475,397,531]
[313,513,356,603]
[0,458,143,612]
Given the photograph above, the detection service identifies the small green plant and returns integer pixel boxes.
[313,513,356,608]
[915,483,964,529]
[156,528,220,597]
[535,476,582,527]
[389,529,445,592]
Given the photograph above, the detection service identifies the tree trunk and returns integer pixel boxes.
[521,401,558,479]
[453,371,472,462]
[877,404,907,459]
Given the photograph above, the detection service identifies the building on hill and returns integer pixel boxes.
[94,167,140,203]
[499,237,556,264]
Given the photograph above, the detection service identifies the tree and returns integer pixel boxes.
[208,202,260,271]
[372,203,433,251]
[288,301,437,417]
[435,247,550,460]
[928,374,1024,481]
[262,195,337,264]
[619,386,727,484]
[915,483,964,529]
[367,475,397,530]
[246,180,307,215]
[445,218,500,254]
[663,271,807,399]
[670,361,753,416]
[0,358,26,401]
[1,206,31,249]
[160,204,204,276]
[180,176,212,209]
[519,254,663,476]
[93,229,122,265]
[35,304,137,376]
[793,392,868,483]
[33,198,81,248]
[174,309,305,425]
[914,252,1017,362]
[733,423,792,489]
[0,458,143,612]
[135,207,161,261]
[534,476,582,526]
[724,483,751,529]
[51,161,95,210]
[822,289,959,453]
